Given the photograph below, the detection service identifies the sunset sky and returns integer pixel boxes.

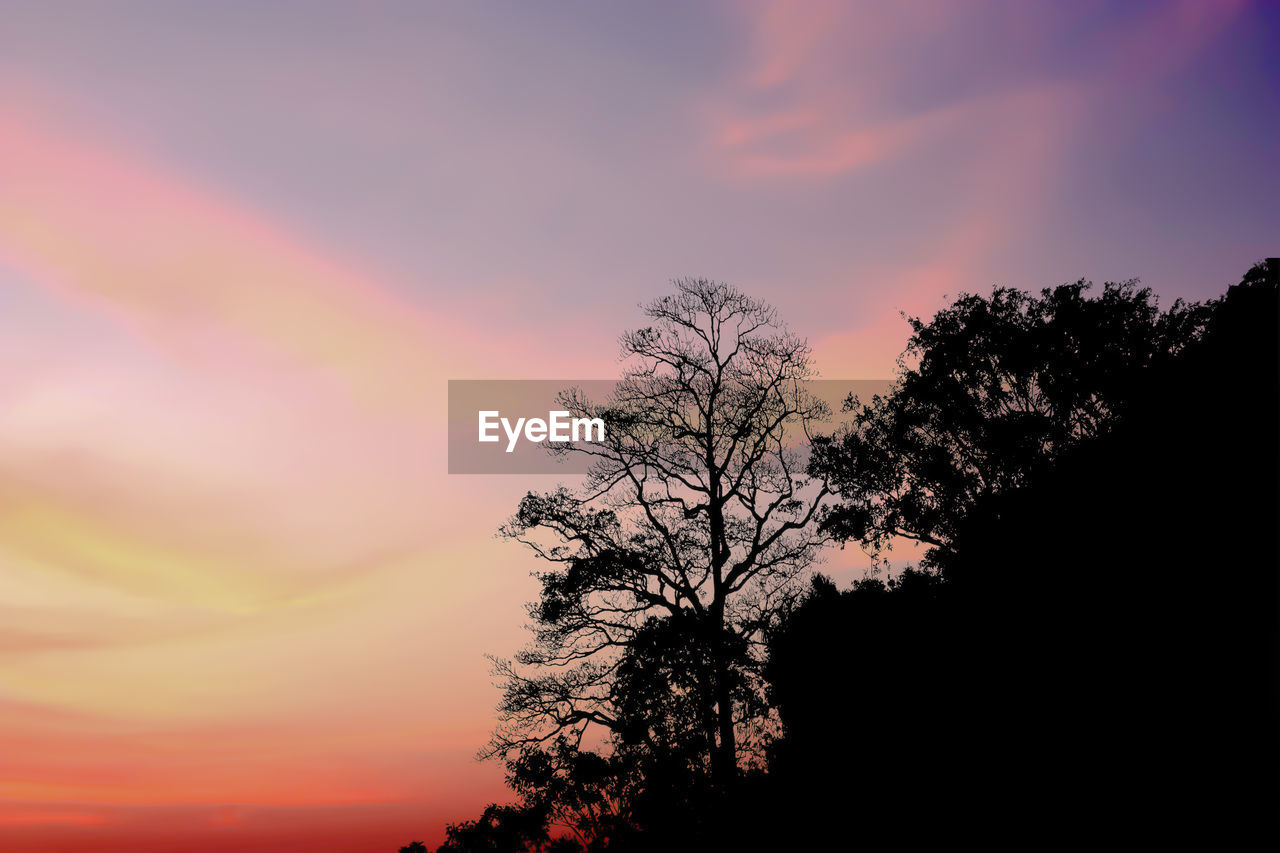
[0,1,1276,850]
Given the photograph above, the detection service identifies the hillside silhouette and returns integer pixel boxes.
[764,261,1278,848]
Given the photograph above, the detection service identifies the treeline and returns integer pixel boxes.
[402,261,1277,852]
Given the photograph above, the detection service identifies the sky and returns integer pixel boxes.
[0,1,1276,850]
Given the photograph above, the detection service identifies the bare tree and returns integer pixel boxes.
[486,279,832,791]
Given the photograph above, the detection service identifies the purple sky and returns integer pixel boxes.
[0,2,1275,849]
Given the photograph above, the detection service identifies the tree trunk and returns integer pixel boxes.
[706,402,737,787]
[706,598,737,788]
[713,651,737,788]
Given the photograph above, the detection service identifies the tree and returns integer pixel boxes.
[486,279,833,825]
[435,803,554,853]
[761,568,965,847]
[763,263,1276,848]
[808,279,1212,563]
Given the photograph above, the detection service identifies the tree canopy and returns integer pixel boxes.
[809,279,1213,560]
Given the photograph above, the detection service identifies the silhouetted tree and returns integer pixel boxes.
[399,843,429,853]
[761,567,964,846]
[765,261,1277,848]
[486,279,833,838]
[500,619,733,848]
[418,263,1276,852]
[435,802,555,853]
[510,744,620,846]
[810,279,1213,562]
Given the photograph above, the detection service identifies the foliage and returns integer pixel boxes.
[435,803,553,853]
[809,279,1213,560]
